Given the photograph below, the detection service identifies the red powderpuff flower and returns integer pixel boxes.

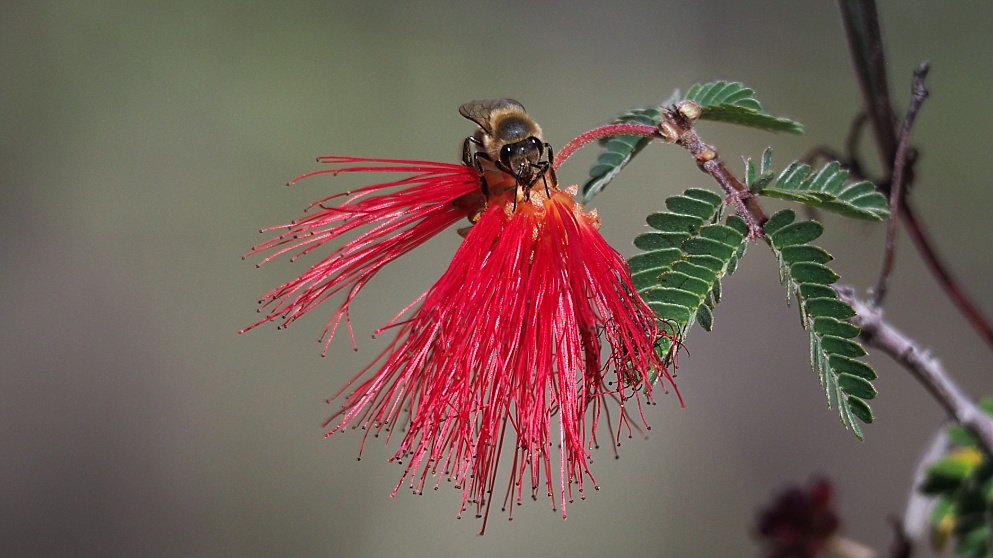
[243,156,679,532]
[242,156,491,351]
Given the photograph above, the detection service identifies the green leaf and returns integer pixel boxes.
[581,86,804,201]
[580,104,667,203]
[683,188,725,207]
[762,209,795,237]
[838,373,876,399]
[633,232,688,252]
[671,260,717,282]
[918,391,993,556]
[667,195,719,220]
[981,397,993,415]
[804,298,857,320]
[645,287,701,309]
[770,220,825,249]
[683,237,735,260]
[788,262,840,285]
[813,317,860,339]
[685,254,725,273]
[698,104,806,133]
[846,396,874,424]
[648,301,692,325]
[630,187,749,372]
[684,81,805,134]
[947,424,978,446]
[696,303,714,331]
[646,212,704,234]
[959,525,992,558]
[659,272,712,297]
[820,337,867,358]
[928,451,984,485]
[700,224,745,246]
[629,250,676,273]
[780,245,833,265]
[829,355,876,381]
[754,151,890,221]
[766,212,878,439]
[799,283,838,301]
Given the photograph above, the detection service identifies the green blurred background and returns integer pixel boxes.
[2,1,991,556]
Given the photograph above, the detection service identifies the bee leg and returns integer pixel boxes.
[543,143,557,197]
[471,153,491,200]
[461,137,474,167]
[463,137,493,199]
[493,158,523,211]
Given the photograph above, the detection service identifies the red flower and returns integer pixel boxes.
[244,156,678,532]
[241,156,489,351]
[756,478,840,558]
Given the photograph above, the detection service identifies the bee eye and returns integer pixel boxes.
[500,144,516,166]
[528,137,543,154]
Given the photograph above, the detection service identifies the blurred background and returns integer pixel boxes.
[2,1,991,556]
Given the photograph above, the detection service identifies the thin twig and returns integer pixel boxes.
[901,427,949,550]
[552,122,658,170]
[838,286,993,456]
[872,62,930,307]
[837,1,993,352]
[803,113,869,186]
[901,200,993,346]
[837,0,898,178]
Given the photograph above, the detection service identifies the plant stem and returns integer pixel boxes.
[837,1,993,351]
[838,287,993,456]
[553,122,658,170]
[658,104,766,238]
[872,62,930,307]
[837,0,898,175]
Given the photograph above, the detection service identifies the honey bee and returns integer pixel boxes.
[459,98,556,204]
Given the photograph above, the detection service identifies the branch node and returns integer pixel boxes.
[658,107,767,239]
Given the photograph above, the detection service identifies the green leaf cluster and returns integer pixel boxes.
[684,81,805,134]
[589,88,882,440]
[747,149,890,221]
[921,399,993,558]
[630,188,749,369]
[765,209,876,439]
[580,82,802,203]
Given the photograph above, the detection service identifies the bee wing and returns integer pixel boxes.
[458,98,525,134]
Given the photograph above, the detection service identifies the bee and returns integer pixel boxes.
[459,98,556,205]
